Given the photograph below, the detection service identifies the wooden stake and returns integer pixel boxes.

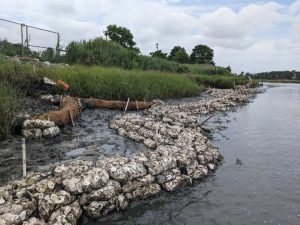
[68,110,75,127]
[199,114,214,127]
[59,95,63,108]
[22,138,26,177]
[135,100,139,110]
[47,116,50,121]
[77,99,82,112]
[124,98,130,114]
[32,65,36,74]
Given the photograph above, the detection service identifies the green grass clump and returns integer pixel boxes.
[39,65,201,100]
[0,81,18,139]
[184,64,231,76]
[193,75,247,89]
[0,59,201,101]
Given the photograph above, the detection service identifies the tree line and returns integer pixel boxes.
[1,24,215,66]
[105,24,215,65]
[249,71,300,80]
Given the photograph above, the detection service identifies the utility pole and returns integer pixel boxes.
[156,43,159,51]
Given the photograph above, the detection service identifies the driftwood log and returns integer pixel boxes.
[84,98,152,110]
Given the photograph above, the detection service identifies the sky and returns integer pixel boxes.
[0,0,299,73]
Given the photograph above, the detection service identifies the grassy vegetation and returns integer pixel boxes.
[192,75,248,89]
[66,38,188,73]
[0,59,201,101]
[0,81,18,139]
[184,64,231,76]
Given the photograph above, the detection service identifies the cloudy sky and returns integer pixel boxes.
[0,0,299,73]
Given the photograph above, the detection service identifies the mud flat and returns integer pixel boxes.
[0,88,257,225]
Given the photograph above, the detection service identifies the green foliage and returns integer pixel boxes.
[66,37,187,73]
[190,44,214,64]
[0,81,18,139]
[184,64,231,76]
[149,50,168,59]
[0,59,201,101]
[66,38,137,68]
[104,24,139,52]
[225,66,232,72]
[169,46,189,63]
[193,75,247,89]
[0,39,31,56]
[250,70,300,80]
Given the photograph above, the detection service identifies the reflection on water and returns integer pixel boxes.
[88,83,300,225]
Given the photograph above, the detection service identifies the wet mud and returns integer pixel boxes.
[0,108,147,185]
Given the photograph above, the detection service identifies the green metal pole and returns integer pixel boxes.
[20,24,24,56]
[56,33,60,57]
[25,25,29,49]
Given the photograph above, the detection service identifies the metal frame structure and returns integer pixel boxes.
[0,18,63,56]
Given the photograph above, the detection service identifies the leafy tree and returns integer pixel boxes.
[190,44,214,64]
[169,46,189,63]
[104,24,140,52]
[225,66,232,72]
[149,50,168,59]
[41,48,54,61]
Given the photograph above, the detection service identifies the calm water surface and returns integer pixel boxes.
[88,83,300,225]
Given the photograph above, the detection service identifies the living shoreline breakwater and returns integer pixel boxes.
[0,88,257,225]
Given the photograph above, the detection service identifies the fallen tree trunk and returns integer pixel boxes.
[33,97,80,126]
[83,98,152,110]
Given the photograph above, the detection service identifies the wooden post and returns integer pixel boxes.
[68,110,75,127]
[77,99,81,112]
[233,80,236,89]
[32,65,36,74]
[135,100,139,110]
[154,122,160,144]
[59,95,63,108]
[22,138,26,177]
[124,98,130,114]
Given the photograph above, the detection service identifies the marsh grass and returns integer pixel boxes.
[193,75,247,89]
[184,64,231,76]
[0,59,201,101]
[0,81,18,139]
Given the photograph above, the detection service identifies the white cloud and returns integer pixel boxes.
[0,0,299,73]
[290,0,300,14]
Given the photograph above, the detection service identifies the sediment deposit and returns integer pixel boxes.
[0,88,256,225]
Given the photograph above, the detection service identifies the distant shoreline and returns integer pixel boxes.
[261,79,300,84]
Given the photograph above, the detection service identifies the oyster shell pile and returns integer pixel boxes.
[0,88,256,224]
[22,119,60,139]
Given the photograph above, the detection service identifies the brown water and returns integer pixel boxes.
[87,83,300,225]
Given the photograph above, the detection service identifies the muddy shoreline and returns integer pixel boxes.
[0,88,258,225]
[0,107,148,185]
[0,91,219,185]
